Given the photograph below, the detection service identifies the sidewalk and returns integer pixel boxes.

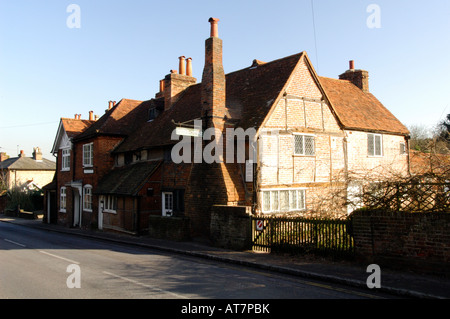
[1,215,449,299]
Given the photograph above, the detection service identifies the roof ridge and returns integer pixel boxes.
[225,52,304,76]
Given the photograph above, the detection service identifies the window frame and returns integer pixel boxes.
[367,133,383,157]
[83,185,93,212]
[82,143,94,167]
[100,195,117,213]
[261,188,306,213]
[61,148,71,171]
[399,142,407,155]
[293,134,315,156]
[60,187,67,212]
[162,192,174,217]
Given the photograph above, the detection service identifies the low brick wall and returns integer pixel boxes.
[148,216,191,241]
[352,210,450,276]
[210,205,252,251]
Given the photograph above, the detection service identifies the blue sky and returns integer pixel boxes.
[1,0,449,160]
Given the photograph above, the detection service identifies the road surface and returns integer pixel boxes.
[0,221,393,300]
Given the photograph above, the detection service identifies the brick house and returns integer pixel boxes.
[45,115,96,224]
[47,18,410,238]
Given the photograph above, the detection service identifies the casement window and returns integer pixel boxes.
[83,143,94,167]
[294,134,315,156]
[100,195,117,213]
[83,185,93,211]
[161,189,185,217]
[61,149,70,171]
[368,133,383,157]
[60,187,66,212]
[262,189,306,213]
[400,142,407,155]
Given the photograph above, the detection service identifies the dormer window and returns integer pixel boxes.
[148,108,158,122]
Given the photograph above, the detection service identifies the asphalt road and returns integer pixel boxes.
[0,221,394,300]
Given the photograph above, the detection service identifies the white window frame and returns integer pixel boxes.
[83,185,93,212]
[261,188,306,213]
[83,143,94,167]
[60,187,67,212]
[100,195,117,213]
[368,133,383,157]
[162,192,174,217]
[293,134,315,156]
[61,148,71,171]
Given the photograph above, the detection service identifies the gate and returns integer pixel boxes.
[252,216,354,257]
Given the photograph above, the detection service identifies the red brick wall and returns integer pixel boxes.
[56,136,123,229]
[352,210,450,276]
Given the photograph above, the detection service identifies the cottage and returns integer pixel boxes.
[47,18,409,238]
[0,148,55,192]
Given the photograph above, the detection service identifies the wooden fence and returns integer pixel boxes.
[252,216,354,257]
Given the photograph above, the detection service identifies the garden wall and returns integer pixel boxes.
[351,210,450,276]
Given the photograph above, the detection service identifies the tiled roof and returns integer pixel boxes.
[409,150,450,176]
[0,157,56,171]
[74,98,144,141]
[113,52,409,153]
[61,118,95,139]
[319,76,410,135]
[95,161,161,196]
[113,53,303,153]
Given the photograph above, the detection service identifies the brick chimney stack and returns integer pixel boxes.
[33,147,43,162]
[201,17,226,129]
[339,60,369,93]
[162,58,197,110]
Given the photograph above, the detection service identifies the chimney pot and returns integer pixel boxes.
[89,111,94,121]
[349,60,355,70]
[159,79,165,92]
[186,57,193,77]
[208,17,220,37]
[179,56,186,75]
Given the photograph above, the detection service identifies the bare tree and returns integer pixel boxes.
[408,124,433,152]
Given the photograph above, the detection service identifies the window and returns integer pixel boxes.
[294,134,315,156]
[101,195,117,213]
[61,149,70,171]
[124,152,133,165]
[83,143,93,167]
[173,189,185,214]
[83,185,92,211]
[148,108,159,122]
[162,192,173,217]
[368,133,383,157]
[60,187,66,212]
[261,189,306,213]
[400,142,407,155]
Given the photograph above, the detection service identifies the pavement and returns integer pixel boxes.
[1,214,449,299]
